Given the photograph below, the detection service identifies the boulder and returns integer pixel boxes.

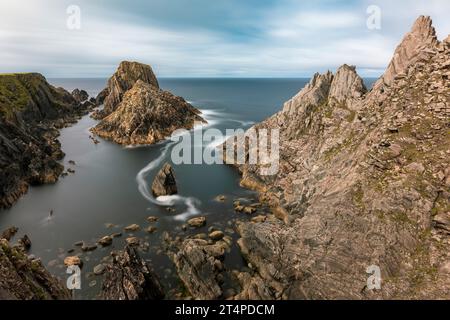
[187,217,206,228]
[151,163,178,197]
[98,236,113,247]
[63,256,82,267]
[125,237,140,246]
[124,224,140,232]
[209,230,224,241]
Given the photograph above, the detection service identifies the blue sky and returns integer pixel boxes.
[0,0,449,78]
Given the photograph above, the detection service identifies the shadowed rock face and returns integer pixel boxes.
[96,61,160,118]
[152,163,177,197]
[225,16,450,299]
[0,239,70,300]
[92,80,205,145]
[100,245,164,300]
[0,73,92,208]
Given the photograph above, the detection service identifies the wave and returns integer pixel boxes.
[136,141,201,221]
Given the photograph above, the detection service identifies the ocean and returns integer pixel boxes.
[0,77,377,299]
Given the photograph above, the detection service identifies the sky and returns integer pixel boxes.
[0,0,449,78]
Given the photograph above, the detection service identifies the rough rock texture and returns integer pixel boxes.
[92,79,205,145]
[71,89,89,103]
[0,73,93,208]
[94,61,160,119]
[167,236,230,299]
[375,16,439,88]
[329,64,367,107]
[100,245,164,300]
[0,239,70,300]
[152,163,177,197]
[225,17,450,299]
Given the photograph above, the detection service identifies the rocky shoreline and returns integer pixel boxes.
[224,16,450,299]
[0,16,448,301]
[0,73,96,209]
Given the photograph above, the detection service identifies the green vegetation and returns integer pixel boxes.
[0,74,32,118]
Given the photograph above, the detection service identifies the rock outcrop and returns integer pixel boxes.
[91,78,205,145]
[93,61,160,119]
[375,15,439,89]
[0,239,70,300]
[225,16,450,299]
[0,73,93,208]
[152,163,177,197]
[71,89,89,103]
[100,245,164,300]
[166,236,230,299]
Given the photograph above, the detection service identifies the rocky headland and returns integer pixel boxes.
[91,61,205,145]
[0,237,70,300]
[0,73,94,209]
[223,16,450,299]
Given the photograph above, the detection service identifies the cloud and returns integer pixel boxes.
[0,0,448,78]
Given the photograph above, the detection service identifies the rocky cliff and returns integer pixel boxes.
[92,77,205,145]
[0,238,70,300]
[93,61,160,119]
[225,16,450,299]
[0,73,92,208]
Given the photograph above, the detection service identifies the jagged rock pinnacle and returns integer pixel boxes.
[376,15,439,87]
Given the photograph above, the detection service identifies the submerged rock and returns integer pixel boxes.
[100,245,164,300]
[151,163,177,197]
[125,237,140,246]
[98,236,113,247]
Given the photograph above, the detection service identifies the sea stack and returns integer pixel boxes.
[91,61,206,145]
[151,163,177,197]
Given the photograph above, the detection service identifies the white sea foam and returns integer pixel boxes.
[136,141,201,221]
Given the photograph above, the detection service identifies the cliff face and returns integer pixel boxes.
[0,239,70,300]
[227,16,450,299]
[0,73,92,208]
[94,61,160,118]
[92,78,205,145]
